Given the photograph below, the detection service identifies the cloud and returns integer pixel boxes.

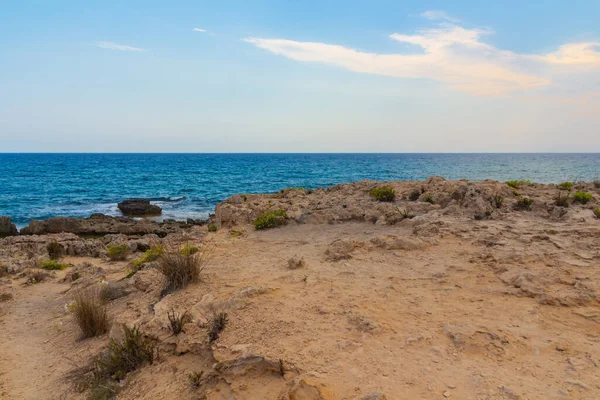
[420,10,460,23]
[244,16,600,96]
[193,28,206,33]
[95,41,145,52]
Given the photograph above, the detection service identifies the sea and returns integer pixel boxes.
[1,153,599,228]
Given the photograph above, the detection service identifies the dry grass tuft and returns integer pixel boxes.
[157,246,213,296]
[168,309,191,335]
[208,312,228,343]
[27,268,50,284]
[72,286,110,338]
[94,325,155,381]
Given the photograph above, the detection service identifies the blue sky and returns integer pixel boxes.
[1,0,599,152]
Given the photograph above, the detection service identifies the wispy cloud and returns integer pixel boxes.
[95,41,145,52]
[420,10,460,23]
[244,15,600,96]
[193,28,206,33]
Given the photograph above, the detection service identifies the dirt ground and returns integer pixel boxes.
[1,179,599,399]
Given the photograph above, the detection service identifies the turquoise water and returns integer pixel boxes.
[1,153,599,227]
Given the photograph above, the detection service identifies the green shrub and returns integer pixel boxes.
[422,193,434,204]
[594,208,600,218]
[573,191,593,204]
[107,244,129,261]
[506,180,530,189]
[506,180,520,189]
[492,194,504,209]
[557,182,574,191]
[40,259,68,270]
[253,209,287,230]
[131,245,164,269]
[515,197,533,210]
[207,224,217,232]
[157,248,212,296]
[180,243,199,256]
[369,186,396,202]
[46,241,63,260]
[72,286,110,338]
[554,191,569,207]
[93,325,155,381]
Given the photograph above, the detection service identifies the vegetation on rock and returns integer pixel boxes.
[253,209,287,230]
[369,186,396,202]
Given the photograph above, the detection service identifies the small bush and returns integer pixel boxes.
[46,241,63,260]
[515,197,533,210]
[557,182,574,191]
[369,186,396,202]
[72,286,110,338]
[168,310,191,335]
[492,194,504,209]
[554,191,569,207]
[188,371,204,388]
[408,189,421,201]
[157,247,213,296]
[208,312,228,343]
[26,268,49,284]
[207,224,217,232]
[506,180,531,189]
[180,243,199,256]
[132,245,163,268]
[422,193,434,204]
[594,208,600,218]
[506,180,520,189]
[397,207,414,219]
[127,245,164,278]
[40,259,68,270]
[94,325,155,381]
[573,191,593,204]
[0,264,9,278]
[253,209,287,230]
[107,244,129,261]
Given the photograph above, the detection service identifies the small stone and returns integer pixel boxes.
[443,391,451,397]
[288,255,307,269]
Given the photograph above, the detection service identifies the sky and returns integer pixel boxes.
[0,0,599,152]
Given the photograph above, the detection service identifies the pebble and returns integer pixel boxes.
[443,391,451,397]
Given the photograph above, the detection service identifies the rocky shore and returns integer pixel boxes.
[1,178,599,399]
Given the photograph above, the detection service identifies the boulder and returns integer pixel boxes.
[117,199,162,216]
[0,217,18,236]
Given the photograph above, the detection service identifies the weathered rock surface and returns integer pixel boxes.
[19,214,186,236]
[0,217,18,237]
[214,178,600,229]
[117,199,162,216]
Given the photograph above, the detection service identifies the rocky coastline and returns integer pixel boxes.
[1,178,600,399]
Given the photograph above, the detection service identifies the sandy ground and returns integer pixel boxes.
[1,179,599,399]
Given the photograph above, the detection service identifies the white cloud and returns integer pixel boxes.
[420,10,460,23]
[244,17,600,96]
[193,28,206,33]
[95,41,145,52]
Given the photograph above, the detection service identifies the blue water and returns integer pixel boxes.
[1,153,599,227]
